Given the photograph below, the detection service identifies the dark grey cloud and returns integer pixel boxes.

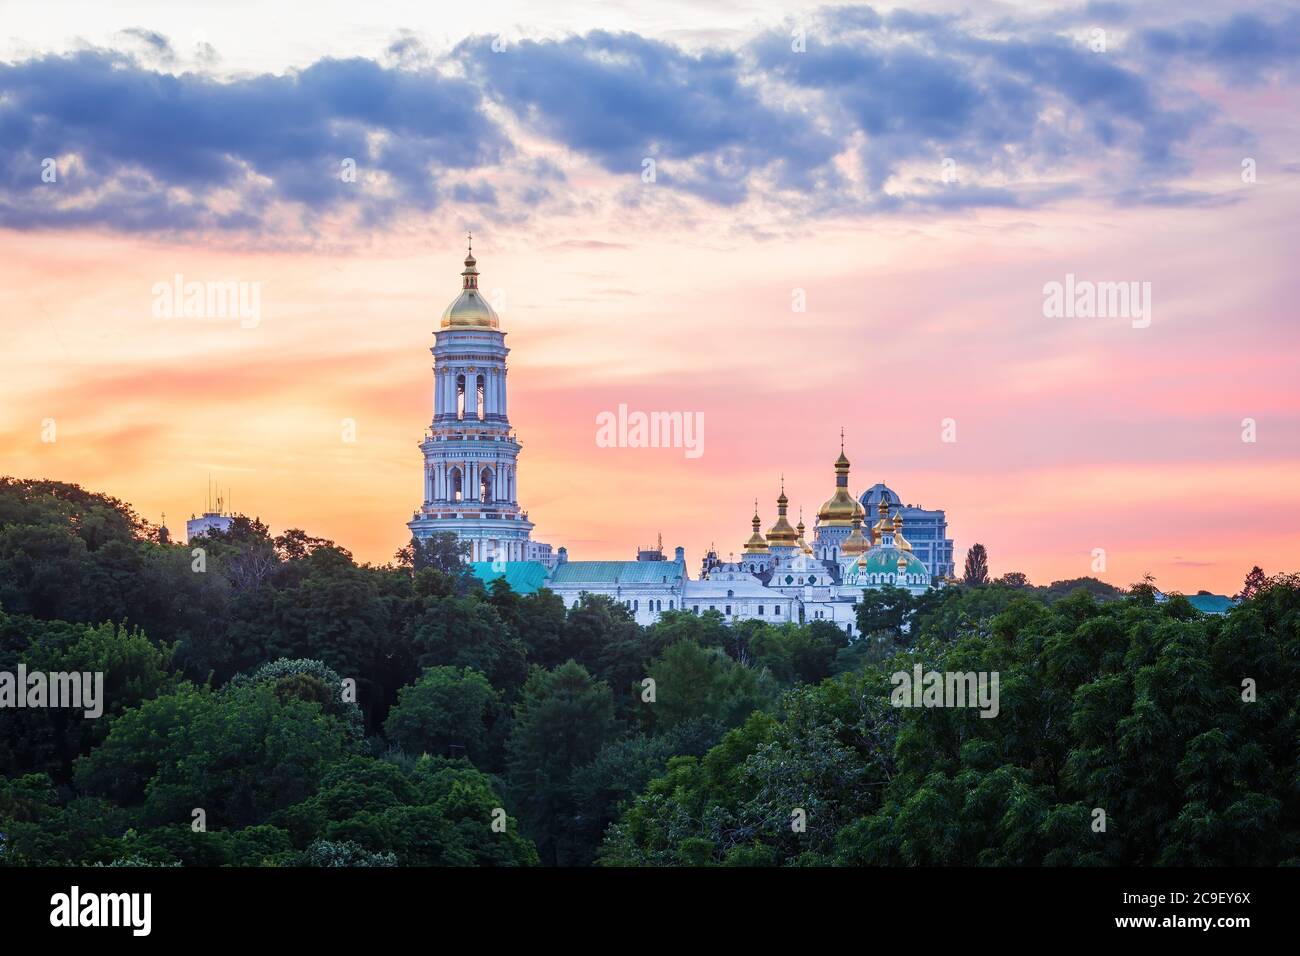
[1140,11,1300,82]
[0,49,506,232]
[454,30,844,204]
[753,6,1215,199]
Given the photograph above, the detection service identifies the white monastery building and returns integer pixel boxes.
[408,244,951,635]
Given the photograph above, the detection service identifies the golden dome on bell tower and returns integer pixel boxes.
[440,233,501,329]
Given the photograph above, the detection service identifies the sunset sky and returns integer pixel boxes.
[2,1,1298,594]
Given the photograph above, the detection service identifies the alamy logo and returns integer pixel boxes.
[152,273,262,328]
[890,664,1000,718]
[0,665,103,718]
[595,404,704,459]
[1042,274,1151,328]
[50,886,151,936]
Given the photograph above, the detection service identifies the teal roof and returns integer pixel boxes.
[469,561,551,594]
[549,560,685,586]
[842,546,929,584]
[1186,593,1235,615]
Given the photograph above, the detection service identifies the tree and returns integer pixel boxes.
[2,616,177,781]
[277,755,538,867]
[410,533,470,574]
[506,662,618,865]
[407,596,528,701]
[963,543,989,585]
[745,623,841,686]
[855,585,913,641]
[1237,565,1267,601]
[994,571,1030,589]
[73,682,355,829]
[566,719,722,865]
[384,666,501,768]
[643,640,774,732]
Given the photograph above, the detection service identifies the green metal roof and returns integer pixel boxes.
[469,561,551,594]
[842,547,929,584]
[1186,593,1235,615]
[549,560,685,586]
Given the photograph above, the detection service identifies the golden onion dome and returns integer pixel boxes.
[766,483,799,547]
[840,516,869,556]
[440,238,500,329]
[743,501,770,554]
[795,511,814,555]
[893,512,913,552]
[817,439,859,526]
[818,489,858,525]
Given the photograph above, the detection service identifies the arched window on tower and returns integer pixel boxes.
[449,467,463,503]
[480,466,493,503]
[456,374,466,421]
[476,374,486,421]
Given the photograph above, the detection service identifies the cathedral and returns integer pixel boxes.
[409,244,947,636]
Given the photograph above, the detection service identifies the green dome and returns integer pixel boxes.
[843,547,929,587]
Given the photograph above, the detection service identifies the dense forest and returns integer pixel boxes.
[0,477,1296,866]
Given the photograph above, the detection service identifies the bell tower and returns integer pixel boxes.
[408,238,542,564]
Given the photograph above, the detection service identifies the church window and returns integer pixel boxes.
[669,601,674,610]
[456,374,466,421]
[480,466,493,503]
[725,605,731,615]
[775,606,781,616]
[786,575,794,585]
[758,605,764,615]
[476,374,486,421]
[693,605,699,613]
[450,468,463,502]
[634,599,639,611]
